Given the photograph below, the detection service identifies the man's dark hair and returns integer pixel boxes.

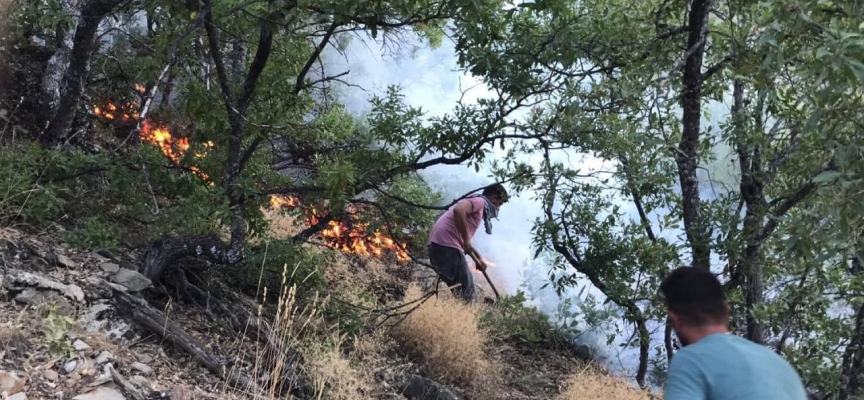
[482,183,508,202]
[659,267,727,326]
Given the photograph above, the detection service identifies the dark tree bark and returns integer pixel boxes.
[840,257,864,399]
[42,0,125,145]
[840,300,864,399]
[676,0,712,271]
[731,81,767,344]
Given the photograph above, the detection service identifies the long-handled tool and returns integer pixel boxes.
[467,251,500,300]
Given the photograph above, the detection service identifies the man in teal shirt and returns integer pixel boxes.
[660,267,808,400]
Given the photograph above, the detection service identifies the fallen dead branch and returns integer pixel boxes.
[107,364,147,400]
[110,286,260,393]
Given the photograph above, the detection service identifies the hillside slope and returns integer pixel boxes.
[0,216,656,400]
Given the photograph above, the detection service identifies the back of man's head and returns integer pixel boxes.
[660,267,728,326]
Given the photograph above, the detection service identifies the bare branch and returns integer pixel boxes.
[295,22,337,95]
[700,53,735,82]
[202,0,234,106]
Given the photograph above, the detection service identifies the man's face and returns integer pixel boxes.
[668,311,692,347]
[490,195,506,208]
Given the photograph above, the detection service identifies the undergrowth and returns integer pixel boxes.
[479,291,567,345]
[556,365,654,400]
[391,285,498,393]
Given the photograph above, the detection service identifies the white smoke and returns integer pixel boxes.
[321,31,742,384]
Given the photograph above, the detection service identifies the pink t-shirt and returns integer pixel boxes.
[428,197,486,252]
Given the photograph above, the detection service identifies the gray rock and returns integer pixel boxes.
[98,262,120,274]
[56,254,77,268]
[398,374,462,400]
[64,360,78,373]
[0,371,22,393]
[71,387,127,400]
[14,288,42,304]
[44,370,59,381]
[130,362,152,375]
[95,351,114,364]
[109,269,152,292]
[2,268,84,302]
[7,393,27,400]
[73,339,91,352]
[130,375,149,387]
[134,353,153,364]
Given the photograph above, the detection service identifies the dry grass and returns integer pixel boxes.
[391,285,497,391]
[556,365,653,400]
[0,308,31,359]
[220,262,321,399]
[261,207,304,240]
[302,335,372,400]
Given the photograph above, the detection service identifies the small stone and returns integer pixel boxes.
[109,269,152,292]
[96,249,117,260]
[56,254,77,268]
[7,393,27,400]
[134,353,153,364]
[130,375,148,387]
[89,365,112,387]
[0,371,23,393]
[44,370,59,381]
[73,339,91,352]
[64,361,78,373]
[71,387,127,400]
[130,362,152,375]
[95,351,113,364]
[14,288,44,304]
[98,262,120,274]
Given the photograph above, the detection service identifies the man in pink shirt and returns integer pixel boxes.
[427,184,508,302]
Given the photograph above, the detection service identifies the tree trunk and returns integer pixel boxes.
[676,0,712,271]
[41,0,77,120]
[42,0,124,145]
[840,257,864,399]
[731,81,767,344]
[141,233,243,281]
[840,300,864,399]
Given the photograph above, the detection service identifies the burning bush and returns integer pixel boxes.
[391,285,498,392]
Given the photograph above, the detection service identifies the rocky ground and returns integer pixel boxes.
[0,223,589,400]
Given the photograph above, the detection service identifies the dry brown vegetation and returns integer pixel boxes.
[556,365,655,400]
[391,285,499,392]
[302,334,373,400]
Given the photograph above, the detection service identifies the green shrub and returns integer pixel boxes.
[479,291,564,344]
[63,216,121,250]
[240,240,326,301]
[0,143,66,224]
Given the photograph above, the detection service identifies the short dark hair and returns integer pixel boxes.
[659,267,727,326]
[482,183,508,202]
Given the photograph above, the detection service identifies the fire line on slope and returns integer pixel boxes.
[93,91,410,262]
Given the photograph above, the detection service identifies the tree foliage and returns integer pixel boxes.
[3,0,864,397]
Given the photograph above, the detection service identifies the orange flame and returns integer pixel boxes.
[469,258,496,273]
[93,95,411,263]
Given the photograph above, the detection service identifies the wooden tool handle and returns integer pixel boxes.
[467,251,500,300]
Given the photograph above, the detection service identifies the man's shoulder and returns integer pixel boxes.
[461,196,485,212]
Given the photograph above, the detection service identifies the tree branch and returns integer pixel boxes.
[202,0,234,106]
[700,53,735,82]
[295,22,337,95]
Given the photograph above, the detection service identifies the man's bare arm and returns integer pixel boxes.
[452,199,475,253]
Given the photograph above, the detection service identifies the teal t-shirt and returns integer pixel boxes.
[664,333,807,400]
